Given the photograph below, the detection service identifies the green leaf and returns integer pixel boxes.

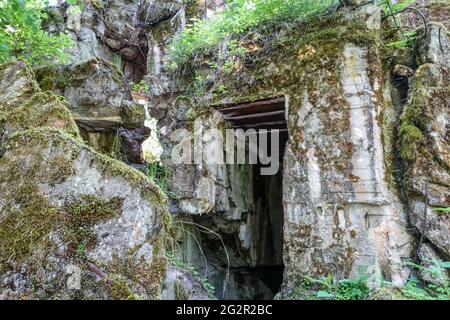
[316,290,334,298]
[0,0,73,66]
[0,43,9,52]
[433,207,450,212]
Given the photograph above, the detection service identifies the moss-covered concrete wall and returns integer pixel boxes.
[152,5,419,295]
[0,61,168,300]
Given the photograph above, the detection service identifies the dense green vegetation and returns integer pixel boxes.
[291,258,450,300]
[168,0,340,68]
[291,275,370,300]
[0,0,72,65]
[167,0,421,69]
[0,0,417,67]
[399,260,450,300]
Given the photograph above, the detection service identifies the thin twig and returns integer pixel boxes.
[383,7,428,39]
[178,220,231,299]
[171,224,209,276]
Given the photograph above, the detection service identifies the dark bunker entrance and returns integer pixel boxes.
[211,97,288,299]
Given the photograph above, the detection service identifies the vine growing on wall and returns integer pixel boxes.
[0,0,73,66]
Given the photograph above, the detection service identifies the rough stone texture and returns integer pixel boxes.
[341,0,365,6]
[161,266,212,300]
[104,0,139,45]
[282,39,413,288]
[45,4,114,65]
[162,107,279,270]
[401,23,450,258]
[399,0,450,30]
[144,1,221,97]
[0,62,80,140]
[145,9,188,97]
[417,243,449,286]
[0,130,167,300]
[40,0,205,161]
[3,1,446,301]
[0,61,167,300]
[139,0,186,26]
[118,126,152,164]
[416,23,450,67]
[0,61,40,111]
[57,58,145,131]
[368,287,410,300]
[40,1,191,160]
[150,6,427,297]
[0,91,80,139]
[410,201,450,257]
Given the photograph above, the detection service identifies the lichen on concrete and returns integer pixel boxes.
[0,60,169,299]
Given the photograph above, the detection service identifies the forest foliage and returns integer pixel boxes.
[167,0,419,69]
[168,0,340,68]
[0,0,418,67]
[0,0,72,66]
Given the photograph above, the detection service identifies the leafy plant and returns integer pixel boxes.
[110,131,127,162]
[113,52,122,71]
[433,207,450,213]
[295,274,370,300]
[168,0,339,69]
[130,80,149,94]
[401,277,434,300]
[403,260,450,300]
[145,161,170,193]
[386,31,417,49]
[336,277,370,300]
[165,251,216,295]
[0,0,73,66]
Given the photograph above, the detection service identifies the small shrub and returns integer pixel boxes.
[145,161,171,193]
[168,0,339,69]
[130,80,149,94]
[294,274,370,300]
[165,251,216,296]
[0,0,73,66]
[403,260,450,300]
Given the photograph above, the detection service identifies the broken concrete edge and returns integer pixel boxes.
[0,129,172,299]
[34,56,147,130]
[2,127,168,205]
[0,59,163,201]
[0,91,81,139]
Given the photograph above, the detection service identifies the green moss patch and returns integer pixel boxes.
[63,195,124,258]
[0,191,60,268]
[90,0,105,10]
[108,276,139,300]
[398,123,424,160]
[0,91,80,138]
[0,61,41,111]
[398,65,449,162]
[105,235,168,300]
[5,128,166,202]
[0,128,167,269]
